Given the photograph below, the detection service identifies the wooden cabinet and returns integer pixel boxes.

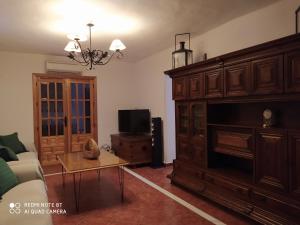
[252,55,283,95]
[224,62,251,97]
[173,77,187,100]
[204,69,223,98]
[285,51,300,93]
[288,131,300,199]
[255,129,288,192]
[166,34,300,224]
[111,134,152,165]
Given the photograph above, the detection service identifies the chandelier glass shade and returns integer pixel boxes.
[64,23,126,70]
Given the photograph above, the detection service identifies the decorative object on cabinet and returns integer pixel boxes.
[64,23,126,70]
[83,138,100,159]
[262,109,273,128]
[172,33,193,69]
[165,34,300,225]
[296,5,300,33]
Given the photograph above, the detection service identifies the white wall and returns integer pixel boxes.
[0,51,136,145]
[134,0,299,163]
[1,0,299,163]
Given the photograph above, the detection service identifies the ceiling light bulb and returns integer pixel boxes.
[109,39,126,51]
[64,40,81,52]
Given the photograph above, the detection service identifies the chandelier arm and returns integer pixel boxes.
[75,40,91,64]
[92,50,106,64]
[70,57,90,66]
[94,51,116,65]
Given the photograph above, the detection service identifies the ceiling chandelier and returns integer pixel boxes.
[64,23,126,70]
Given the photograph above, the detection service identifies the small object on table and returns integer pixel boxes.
[83,138,100,159]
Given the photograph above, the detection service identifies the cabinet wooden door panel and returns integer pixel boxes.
[285,51,300,93]
[204,69,223,98]
[189,74,204,98]
[255,130,288,192]
[252,55,283,95]
[177,136,191,161]
[224,63,251,97]
[289,131,300,199]
[190,102,206,167]
[173,77,187,100]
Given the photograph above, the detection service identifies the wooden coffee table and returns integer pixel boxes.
[57,150,129,212]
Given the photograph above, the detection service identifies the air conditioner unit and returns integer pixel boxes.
[45,61,83,73]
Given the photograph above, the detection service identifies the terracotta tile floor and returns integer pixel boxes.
[44,165,257,225]
[131,166,257,225]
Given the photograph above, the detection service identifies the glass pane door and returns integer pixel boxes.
[39,80,66,165]
[69,79,95,152]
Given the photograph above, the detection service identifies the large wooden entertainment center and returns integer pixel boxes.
[165,34,300,224]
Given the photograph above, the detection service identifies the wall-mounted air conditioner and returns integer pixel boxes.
[45,61,83,73]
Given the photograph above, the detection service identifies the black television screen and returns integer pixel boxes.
[118,109,150,134]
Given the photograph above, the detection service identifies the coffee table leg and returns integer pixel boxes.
[73,173,82,212]
[97,169,101,182]
[61,165,65,188]
[118,166,124,202]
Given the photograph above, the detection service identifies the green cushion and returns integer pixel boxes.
[0,133,27,154]
[0,158,18,197]
[0,145,19,161]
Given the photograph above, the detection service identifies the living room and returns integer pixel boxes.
[1,0,300,225]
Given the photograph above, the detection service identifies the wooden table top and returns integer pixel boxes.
[57,150,129,173]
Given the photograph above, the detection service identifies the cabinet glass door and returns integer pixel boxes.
[191,103,205,136]
[177,104,189,135]
[190,102,206,167]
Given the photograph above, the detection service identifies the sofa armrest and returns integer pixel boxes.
[9,163,44,183]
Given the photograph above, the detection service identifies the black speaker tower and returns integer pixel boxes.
[151,117,164,168]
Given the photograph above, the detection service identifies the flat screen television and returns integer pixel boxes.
[118,109,150,134]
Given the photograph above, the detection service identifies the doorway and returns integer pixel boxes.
[32,73,98,165]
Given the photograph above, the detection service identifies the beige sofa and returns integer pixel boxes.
[0,143,53,225]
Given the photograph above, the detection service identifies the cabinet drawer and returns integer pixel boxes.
[211,127,254,159]
[251,191,300,218]
[204,174,250,199]
[131,143,152,162]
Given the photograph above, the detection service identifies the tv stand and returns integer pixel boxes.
[111,134,152,165]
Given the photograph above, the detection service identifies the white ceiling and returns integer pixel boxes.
[0,0,278,62]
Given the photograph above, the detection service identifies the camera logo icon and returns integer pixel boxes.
[9,203,21,214]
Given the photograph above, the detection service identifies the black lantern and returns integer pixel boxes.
[172,33,193,69]
[296,5,300,33]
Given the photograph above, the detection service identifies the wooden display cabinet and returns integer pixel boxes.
[165,34,300,224]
